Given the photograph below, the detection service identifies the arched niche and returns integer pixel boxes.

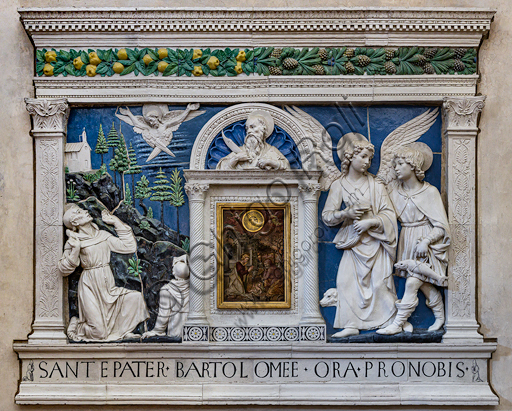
[189,103,316,171]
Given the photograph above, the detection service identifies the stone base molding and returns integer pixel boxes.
[14,341,498,406]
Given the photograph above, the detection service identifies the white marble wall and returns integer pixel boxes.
[1,0,512,410]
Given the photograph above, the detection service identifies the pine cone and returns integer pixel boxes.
[385,49,395,60]
[454,48,467,59]
[269,66,283,75]
[312,64,325,75]
[424,48,438,60]
[384,61,397,74]
[343,48,355,58]
[345,61,355,74]
[357,54,371,67]
[318,48,328,61]
[271,48,282,59]
[423,63,435,74]
[414,54,427,66]
[283,57,298,70]
[453,59,465,72]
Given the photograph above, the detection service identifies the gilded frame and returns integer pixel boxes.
[216,202,291,309]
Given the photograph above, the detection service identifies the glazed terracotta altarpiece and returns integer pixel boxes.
[15,7,498,407]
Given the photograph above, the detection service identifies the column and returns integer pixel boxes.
[442,96,485,344]
[298,183,326,342]
[25,98,69,344]
[183,182,210,341]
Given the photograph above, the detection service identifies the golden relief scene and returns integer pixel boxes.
[217,203,291,309]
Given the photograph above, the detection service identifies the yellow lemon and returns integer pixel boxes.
[88,52,101,66]
[113,62,124,74]
[73,57,84,70]
[43,63,54,76]
[236,50,246,62]
[45,51,57,63]
[235,61,243,74]
[207,56,220,70]
[143,54,153,66]
[158,48,168,59]
[192,66,203,76]
[117,48,128,60]
[86,64,97,77]
[193,49,203,60]
[158,61,169,73]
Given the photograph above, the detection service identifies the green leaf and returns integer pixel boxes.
[126,48,137,61]
[36,50,45,62]
[147,49,159,60]
[96,62,108,74]
[182,60,194,71]
[162,63,178,76]
[64,64,75,76]
[120,63,136,76]
[201,65,210,76]
[80,51,89,65]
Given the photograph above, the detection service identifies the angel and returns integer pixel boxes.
[285,105,446,337]
[116,103,205,162]
[374,113,450,335]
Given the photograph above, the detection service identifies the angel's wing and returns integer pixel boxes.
[376,108,439,184]
[115,113,148,136]
[161,109,206,129]
[284,105,341,191]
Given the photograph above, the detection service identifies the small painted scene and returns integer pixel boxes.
[64,102,445,343]
[217,204,290,309]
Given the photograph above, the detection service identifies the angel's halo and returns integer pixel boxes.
[336,132,369,162]
[405,142,433,171]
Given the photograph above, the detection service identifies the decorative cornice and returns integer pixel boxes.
[25,98,69,134]
[33,75,479,104]
[35,47,477,78]
[443,96,486,130]
[19,7,495,49]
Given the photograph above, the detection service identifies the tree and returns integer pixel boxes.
[125,142,142,197]
[107,122,120,184]
[112,132,130,197]
[169,168,185,241]
[150,168,172,226]
[125,183,133,206]
[147,207,154,219]
[135,175,151,216]
[95,124,108,165]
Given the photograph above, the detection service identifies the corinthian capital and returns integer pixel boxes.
[185,183,209,200]
[25,98,69,134]
[443,96,486,130]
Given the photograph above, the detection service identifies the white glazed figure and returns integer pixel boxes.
[58,205,149,341]
[216,110,290,171]
[142,254,190,339]
[377,145,450,335]
[321,134,399,338]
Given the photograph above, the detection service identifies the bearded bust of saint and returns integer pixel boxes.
[216,110,291,171]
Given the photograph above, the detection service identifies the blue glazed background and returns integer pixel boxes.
[68,104,443,335]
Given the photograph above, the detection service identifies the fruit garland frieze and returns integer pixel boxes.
[37,47,477,78]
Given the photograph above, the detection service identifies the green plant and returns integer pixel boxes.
[135,175,151,216]
[125,142,142,197]
[139,220,150,230]
[95,124,108,165]
[169,168,185,241]
[125,183,133,206]
[150,168,172,226]
[147,207,154,219]
[66,181,79,202]
[181,237,190,253]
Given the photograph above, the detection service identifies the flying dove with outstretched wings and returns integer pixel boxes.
[284,105,342,191]
[376,108,439,185]
[116,103,205,162]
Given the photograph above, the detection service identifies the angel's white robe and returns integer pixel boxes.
[322,175,398,330]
